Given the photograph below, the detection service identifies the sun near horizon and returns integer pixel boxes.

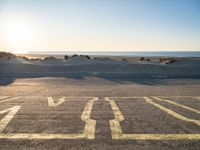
[0,0,200,54]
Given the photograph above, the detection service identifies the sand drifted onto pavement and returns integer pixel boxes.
[0,56,200,78]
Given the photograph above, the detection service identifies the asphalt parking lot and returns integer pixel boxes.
[0,77,200,149]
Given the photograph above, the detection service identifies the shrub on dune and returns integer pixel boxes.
[122,58,128,61]
[44,56,58,61]
[70,54,91,60]
[18,56,29,60]
[159,57,176,64]
[64,55,69,60]
[146,58,151,62]
[139,57,151,62]
[84,55,91,59]
[140,57,144,61]
[71,54,78,57]
[30,58,42,61]
[0,51,16,59]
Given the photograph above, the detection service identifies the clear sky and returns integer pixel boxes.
[0,0,200,53]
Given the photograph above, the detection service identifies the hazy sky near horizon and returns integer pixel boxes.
[0,0,200,53]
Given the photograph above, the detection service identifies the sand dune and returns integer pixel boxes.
[0,55,200,78]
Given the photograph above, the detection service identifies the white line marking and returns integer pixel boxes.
[0,97,21,103]
[0,96,198,99]
[0,133,200,140]
[0,96,9,100]
[106,97,200,140]
[152,97,200,114]
[0,97,98,139]
[81,97,98,139]
[109,96,200,99]
[29,96,95,99]
[105,97,124,139]
[48,97,66,107]
[0,106,21,133]
[117,134,200,140]
[194,97,200,101]
[144,97,200,126]
[164,96,200,98]
[108,97,144,99]
[0,133,85,139]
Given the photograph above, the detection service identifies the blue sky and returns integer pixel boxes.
[0,0,199,52]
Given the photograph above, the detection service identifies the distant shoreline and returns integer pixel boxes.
[21,51,200,58]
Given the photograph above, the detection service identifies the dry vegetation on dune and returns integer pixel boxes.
[140,57,151,62]
[0,51,17,59]
[159,57,177,64]
[0,51,91,61]
[0,51,179,65]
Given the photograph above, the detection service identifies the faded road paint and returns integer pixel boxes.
[106,97,200,140]
[194,97,200,101]
[0,133,85,139]
[144,97,200,126]
[81,97,98,139]
[0,97,21,103]
[152,97,200,115]
[0,106,21,133]
[115,134,200,140]
[48,97,66,107]
[0,97,98,140]
[0,96,9,100]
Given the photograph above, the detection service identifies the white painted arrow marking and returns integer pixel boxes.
[0,106,21,133]
[0,97,98,139]
[48,97,66,107]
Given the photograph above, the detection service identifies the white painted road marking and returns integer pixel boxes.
[152,97,200,114]
[106,97,200,140]
[48,97,66,107]
[0,106,21,133]
[0,97,98,139]
[108,97,144,99]
[144,97,200,126]
[105,97,124,139]
[108,96,197,99]
[0,133,85,139]
[48,97,95,107]
[81,97,98,139]
[112,134,200,140]
[0,96,9,100]
[194,97,200,101]
[0,96,200,140]
[0,97,21,103]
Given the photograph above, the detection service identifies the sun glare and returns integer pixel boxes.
[3,19,35,54]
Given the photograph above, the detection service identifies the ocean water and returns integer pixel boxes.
[26,51,200,58]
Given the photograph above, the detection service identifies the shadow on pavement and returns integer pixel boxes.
[1,72,200,86]
[1,63,200,86]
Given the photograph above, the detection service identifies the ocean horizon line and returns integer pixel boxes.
[21,51,200,57]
